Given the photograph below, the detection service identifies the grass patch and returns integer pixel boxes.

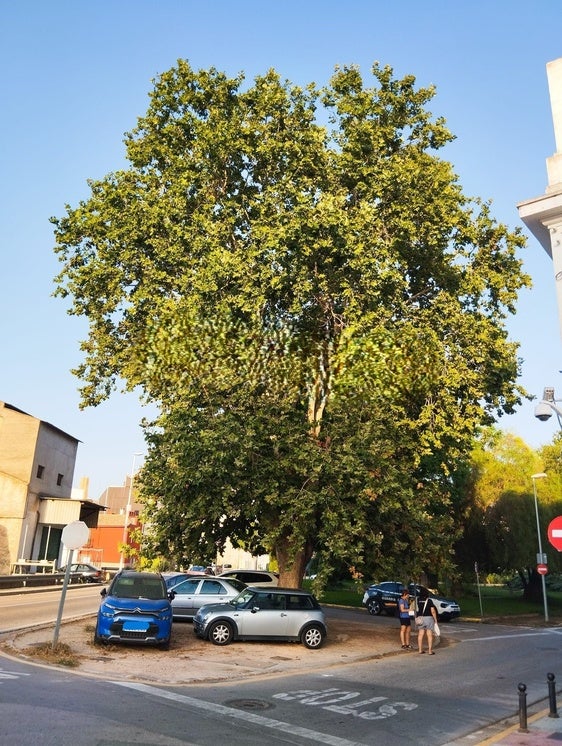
[22,641,80,667]
[309,579,562,620]
[461,585,562,619]
[317,587,364,608]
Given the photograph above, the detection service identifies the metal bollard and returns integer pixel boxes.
[548,673,559,718]
[518,682,529,733]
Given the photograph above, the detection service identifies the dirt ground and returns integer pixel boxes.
[0,614,419,684]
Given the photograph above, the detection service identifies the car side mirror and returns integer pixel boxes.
[168,590,176,600]
[251,606,260,613]
[100,588,107,597]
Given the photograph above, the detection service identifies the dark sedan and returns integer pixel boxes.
[59,563,103,583]
[361,581,461,621]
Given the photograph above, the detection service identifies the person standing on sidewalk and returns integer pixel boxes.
[417,594,438,655]
[398,589,412,649]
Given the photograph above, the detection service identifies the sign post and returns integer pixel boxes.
[53,521,90,646]
[474,561,483,618]
[531,473,549,623]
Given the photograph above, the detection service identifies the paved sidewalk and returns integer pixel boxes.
[477,706,562,745]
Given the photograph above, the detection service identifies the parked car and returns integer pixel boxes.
[361,581,405,616]
[162,571,206,589]
[411,585,461,622]
[193,586,327,648]
[361,581,461,621]
[94,570,174,648]
[218,569,279,586]
[187,565,208,574]
[169,575,246,619]
[58,562,103,583]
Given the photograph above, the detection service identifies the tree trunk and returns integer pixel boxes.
[275,538,314,588]
[522,568,543,603]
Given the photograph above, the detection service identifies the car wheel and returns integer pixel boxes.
[208,621,233,646]
[301,624,325,649]
[159,637,171,650]
[367,598,383,615]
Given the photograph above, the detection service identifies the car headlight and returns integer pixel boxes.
[100,603,116,618]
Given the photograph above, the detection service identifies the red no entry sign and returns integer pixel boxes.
[547,516,562,551]
[537,563,548,575]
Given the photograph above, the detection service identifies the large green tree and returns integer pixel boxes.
[456,428,562,600]
[52,61,529,586]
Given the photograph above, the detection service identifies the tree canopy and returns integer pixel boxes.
[52,60,530,586]
[456,428,562,598]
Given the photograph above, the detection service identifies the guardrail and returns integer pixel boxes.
[0,573,64,589]
[0,570,117,590]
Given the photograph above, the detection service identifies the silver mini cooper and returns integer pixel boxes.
[193,586,327,649]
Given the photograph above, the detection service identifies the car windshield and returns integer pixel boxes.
[410,584,442,598]
[111,577,166,600]
[230,588,257,607]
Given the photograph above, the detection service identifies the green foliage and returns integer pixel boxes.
[455,429,562,595]
[52,60,530,586]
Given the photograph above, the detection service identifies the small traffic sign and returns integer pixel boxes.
[547,516,562,551]
[537,563,548,575]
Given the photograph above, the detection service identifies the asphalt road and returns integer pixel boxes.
[0,584,100,632]
[2,589,562,744]
[141,618,562,745]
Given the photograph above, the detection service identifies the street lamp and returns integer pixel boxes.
[531,472,549,623]
[119,452,143,570]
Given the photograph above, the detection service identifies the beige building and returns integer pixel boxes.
[98,474,143,516]
[0,401,102,574]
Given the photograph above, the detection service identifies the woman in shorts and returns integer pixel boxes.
[417,595,438,655]
[398,588,412,649]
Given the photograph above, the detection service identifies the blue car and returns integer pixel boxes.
[94,571,174,648]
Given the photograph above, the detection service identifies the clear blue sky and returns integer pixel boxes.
[1,0,562,501]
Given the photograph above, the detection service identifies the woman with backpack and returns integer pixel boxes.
[417,594,438,655]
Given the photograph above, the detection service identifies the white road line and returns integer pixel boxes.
[462,630,562,642]
[114,681,365,746]
[438,626,479,634]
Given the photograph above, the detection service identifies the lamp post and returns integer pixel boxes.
[531,472,549,623]
[119,452,142,570]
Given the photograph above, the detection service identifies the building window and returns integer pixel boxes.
[57,473,63,486]
[36,465,44,478]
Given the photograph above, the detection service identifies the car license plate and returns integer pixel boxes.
[123,620,149,631]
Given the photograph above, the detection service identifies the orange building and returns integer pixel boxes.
[77,474,142,571]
